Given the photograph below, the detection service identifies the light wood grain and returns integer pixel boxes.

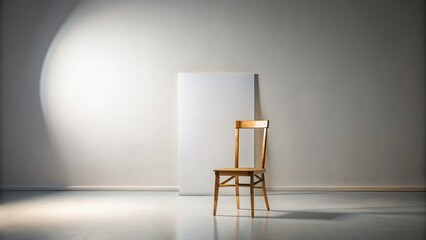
[262,173,270,210]
[260,128,268,168]
[235,176,240,209]
[235,120,269,129]
[214,168,266,172]
[213,120,270,218]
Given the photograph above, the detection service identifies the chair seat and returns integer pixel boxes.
[214,168,265,176]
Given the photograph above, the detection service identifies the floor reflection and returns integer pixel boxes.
[0,191,424,240]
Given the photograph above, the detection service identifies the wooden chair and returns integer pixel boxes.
[213,120,270,218]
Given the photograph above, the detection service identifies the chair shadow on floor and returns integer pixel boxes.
[217,206,426,220]
[218,209,345,220]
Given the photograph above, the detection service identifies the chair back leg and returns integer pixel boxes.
[250,173,255,218]
[262,173,270,210]
[235,176,240,209]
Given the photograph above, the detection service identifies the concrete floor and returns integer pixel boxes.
[0,191,425,240]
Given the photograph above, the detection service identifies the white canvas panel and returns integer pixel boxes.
[178,73,254,195]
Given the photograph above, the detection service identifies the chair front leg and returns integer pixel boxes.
[213,172,220,216]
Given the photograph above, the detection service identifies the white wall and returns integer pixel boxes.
[178,73,254,195]
[1,0,424,190]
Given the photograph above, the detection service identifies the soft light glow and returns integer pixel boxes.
[39,1,176,186]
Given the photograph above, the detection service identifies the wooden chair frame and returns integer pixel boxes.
[213,120,270,218]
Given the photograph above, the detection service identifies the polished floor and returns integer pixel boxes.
[0,191,425,240]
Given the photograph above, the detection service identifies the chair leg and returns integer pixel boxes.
[213,172,220,216]
[235,176,240,209]
[262,173,270,210]
[250,173,255,218]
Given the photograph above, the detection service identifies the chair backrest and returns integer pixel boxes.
[234,120,269,169]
